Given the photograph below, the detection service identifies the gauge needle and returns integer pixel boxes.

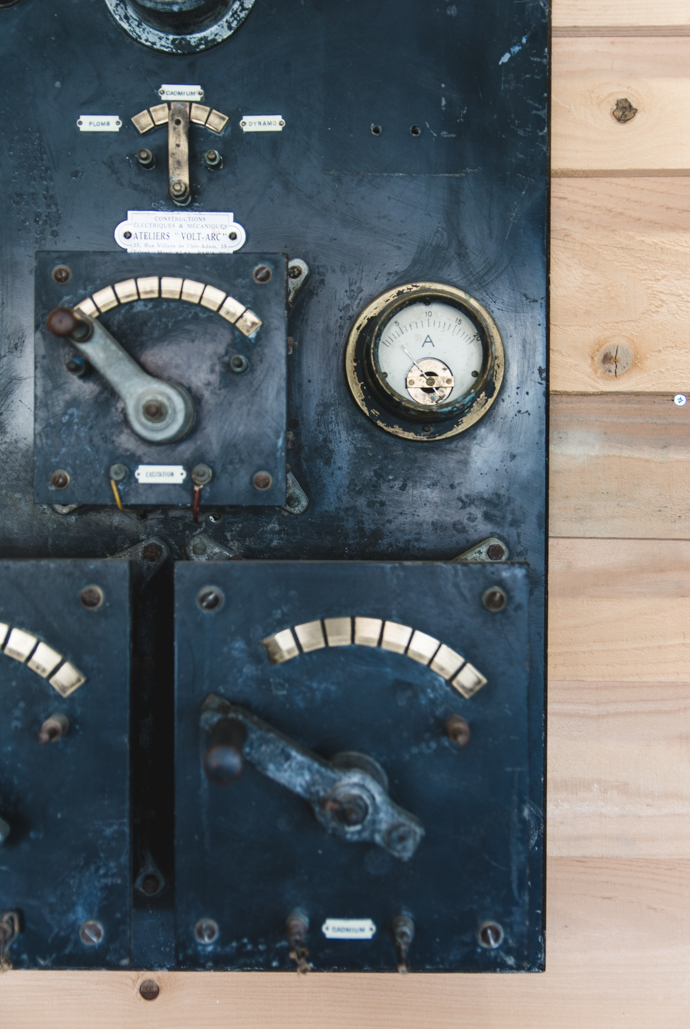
[402,346,441,395]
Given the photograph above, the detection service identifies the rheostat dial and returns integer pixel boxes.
[346,283,504,441]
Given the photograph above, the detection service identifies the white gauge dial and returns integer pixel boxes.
[376,301,483,407]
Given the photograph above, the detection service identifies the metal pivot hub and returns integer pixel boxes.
[200,694,425,860]
[405,358,455,405]
[46,307,195,444]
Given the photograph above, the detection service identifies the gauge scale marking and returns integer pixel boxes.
[346,283,504,441]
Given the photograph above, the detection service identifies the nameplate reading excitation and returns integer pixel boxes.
[135,465,187,485]
[240,115,285,132]
[114,211,246,254]
[77,116,122,132]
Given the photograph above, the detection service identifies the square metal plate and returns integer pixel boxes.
[0,560,131,969]
[174,561,534,972]
[34,252,287,507]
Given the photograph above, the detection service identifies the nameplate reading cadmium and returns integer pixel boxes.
[135,465,187,485]
[321,919,377,940]
[114,211,246,254]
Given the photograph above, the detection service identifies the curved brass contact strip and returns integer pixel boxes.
[0,622,86,697]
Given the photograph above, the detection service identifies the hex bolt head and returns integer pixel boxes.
[139,978,160,1001]
[482,586,507,612]
[253,471,273,491]
[136,148,155,168]
[191,463,213,486]
[50,469,70,490]
[142,400,165,422]
[80,585,104,610]
[79,920,104,946]
[194,918,219,945]
[142,542,164,562]
[486,543,505,561]
[38,713,70,745]
[197,586,224,612]
[52,264,71,284]
[444,714,471,747]
[109,463,128,482]
[478,921,504,949]
[252,264,272,284]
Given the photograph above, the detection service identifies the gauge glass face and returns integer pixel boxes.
[376,300,483,408]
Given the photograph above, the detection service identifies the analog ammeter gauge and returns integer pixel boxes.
[346,283,504,440]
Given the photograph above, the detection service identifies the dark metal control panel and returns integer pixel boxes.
[0,0,548,973]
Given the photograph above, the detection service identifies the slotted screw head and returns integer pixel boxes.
[52,264,71,284]
[50,469,70,490]
[478,921,504,949]
[79,920,104,946]
[482,587,507,612]
[253,471,272,490]
[80,585,104,610]
[252,264,272,284]
[197,587,223,612]
[194,918,219,944]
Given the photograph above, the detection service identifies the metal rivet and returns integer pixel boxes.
[253,471,273,490]
[252,264,272,284]
[194,918,219,944]
[80,585,104,610]
[50,469,70,490]
[52,264,71,284]
[142,542,163,562]
[197,587,224,612]
[109,463,127,482]
[371,124,382,135]
[612,98,637,123]
[124,231,132,240]
[410,124,421,136]
[139,978,160,1001]
[38,714,69,745]
[482,587,507,612]
[230,354,249,374]
[478,921,504,949]
[229,231,238,240]
[486,543,505,561]
[79,920,104,946]
[191,463,213,486]
[444,715,470,747]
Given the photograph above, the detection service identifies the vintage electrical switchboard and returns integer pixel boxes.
[0,0,548,973]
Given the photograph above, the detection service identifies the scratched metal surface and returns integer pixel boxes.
[0,0,547,971]
[0,560,131,969]
[175,561,531,972]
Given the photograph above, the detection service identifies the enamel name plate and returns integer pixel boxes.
[135,465,187,485]
[77,115,122,132]
[240,115,285,132]
[158,84,204,101]
[321,919,377,940]
[114,211,246,254]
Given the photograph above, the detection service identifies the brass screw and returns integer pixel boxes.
[52,265,71,284]
[482,586,507,612]
[80,585,104,610]
[252,264,272,284]
[253,471,272,490]
[79,920,104,946]
[139,979,160,1001]
[50,469,70,490]
[136,148,155,168]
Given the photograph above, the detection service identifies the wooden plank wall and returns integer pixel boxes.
[3,3,690,1025]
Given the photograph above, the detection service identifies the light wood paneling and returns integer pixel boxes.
[553,38,690,173]
[2,860,689,1029]
[548,680,690,856]
[551,177,690,392]
[554,0,690,29]
[549,538,690,682]
[550,395,690,537]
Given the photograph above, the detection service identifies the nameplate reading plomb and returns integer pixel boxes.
[321,919,376,940]
[114,211,246,254]
[240,115,285,132]
[77,115,122,132]
[159,84,204,101]
[135,465,187,485]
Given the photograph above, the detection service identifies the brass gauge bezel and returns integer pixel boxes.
[345,282,504,441]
